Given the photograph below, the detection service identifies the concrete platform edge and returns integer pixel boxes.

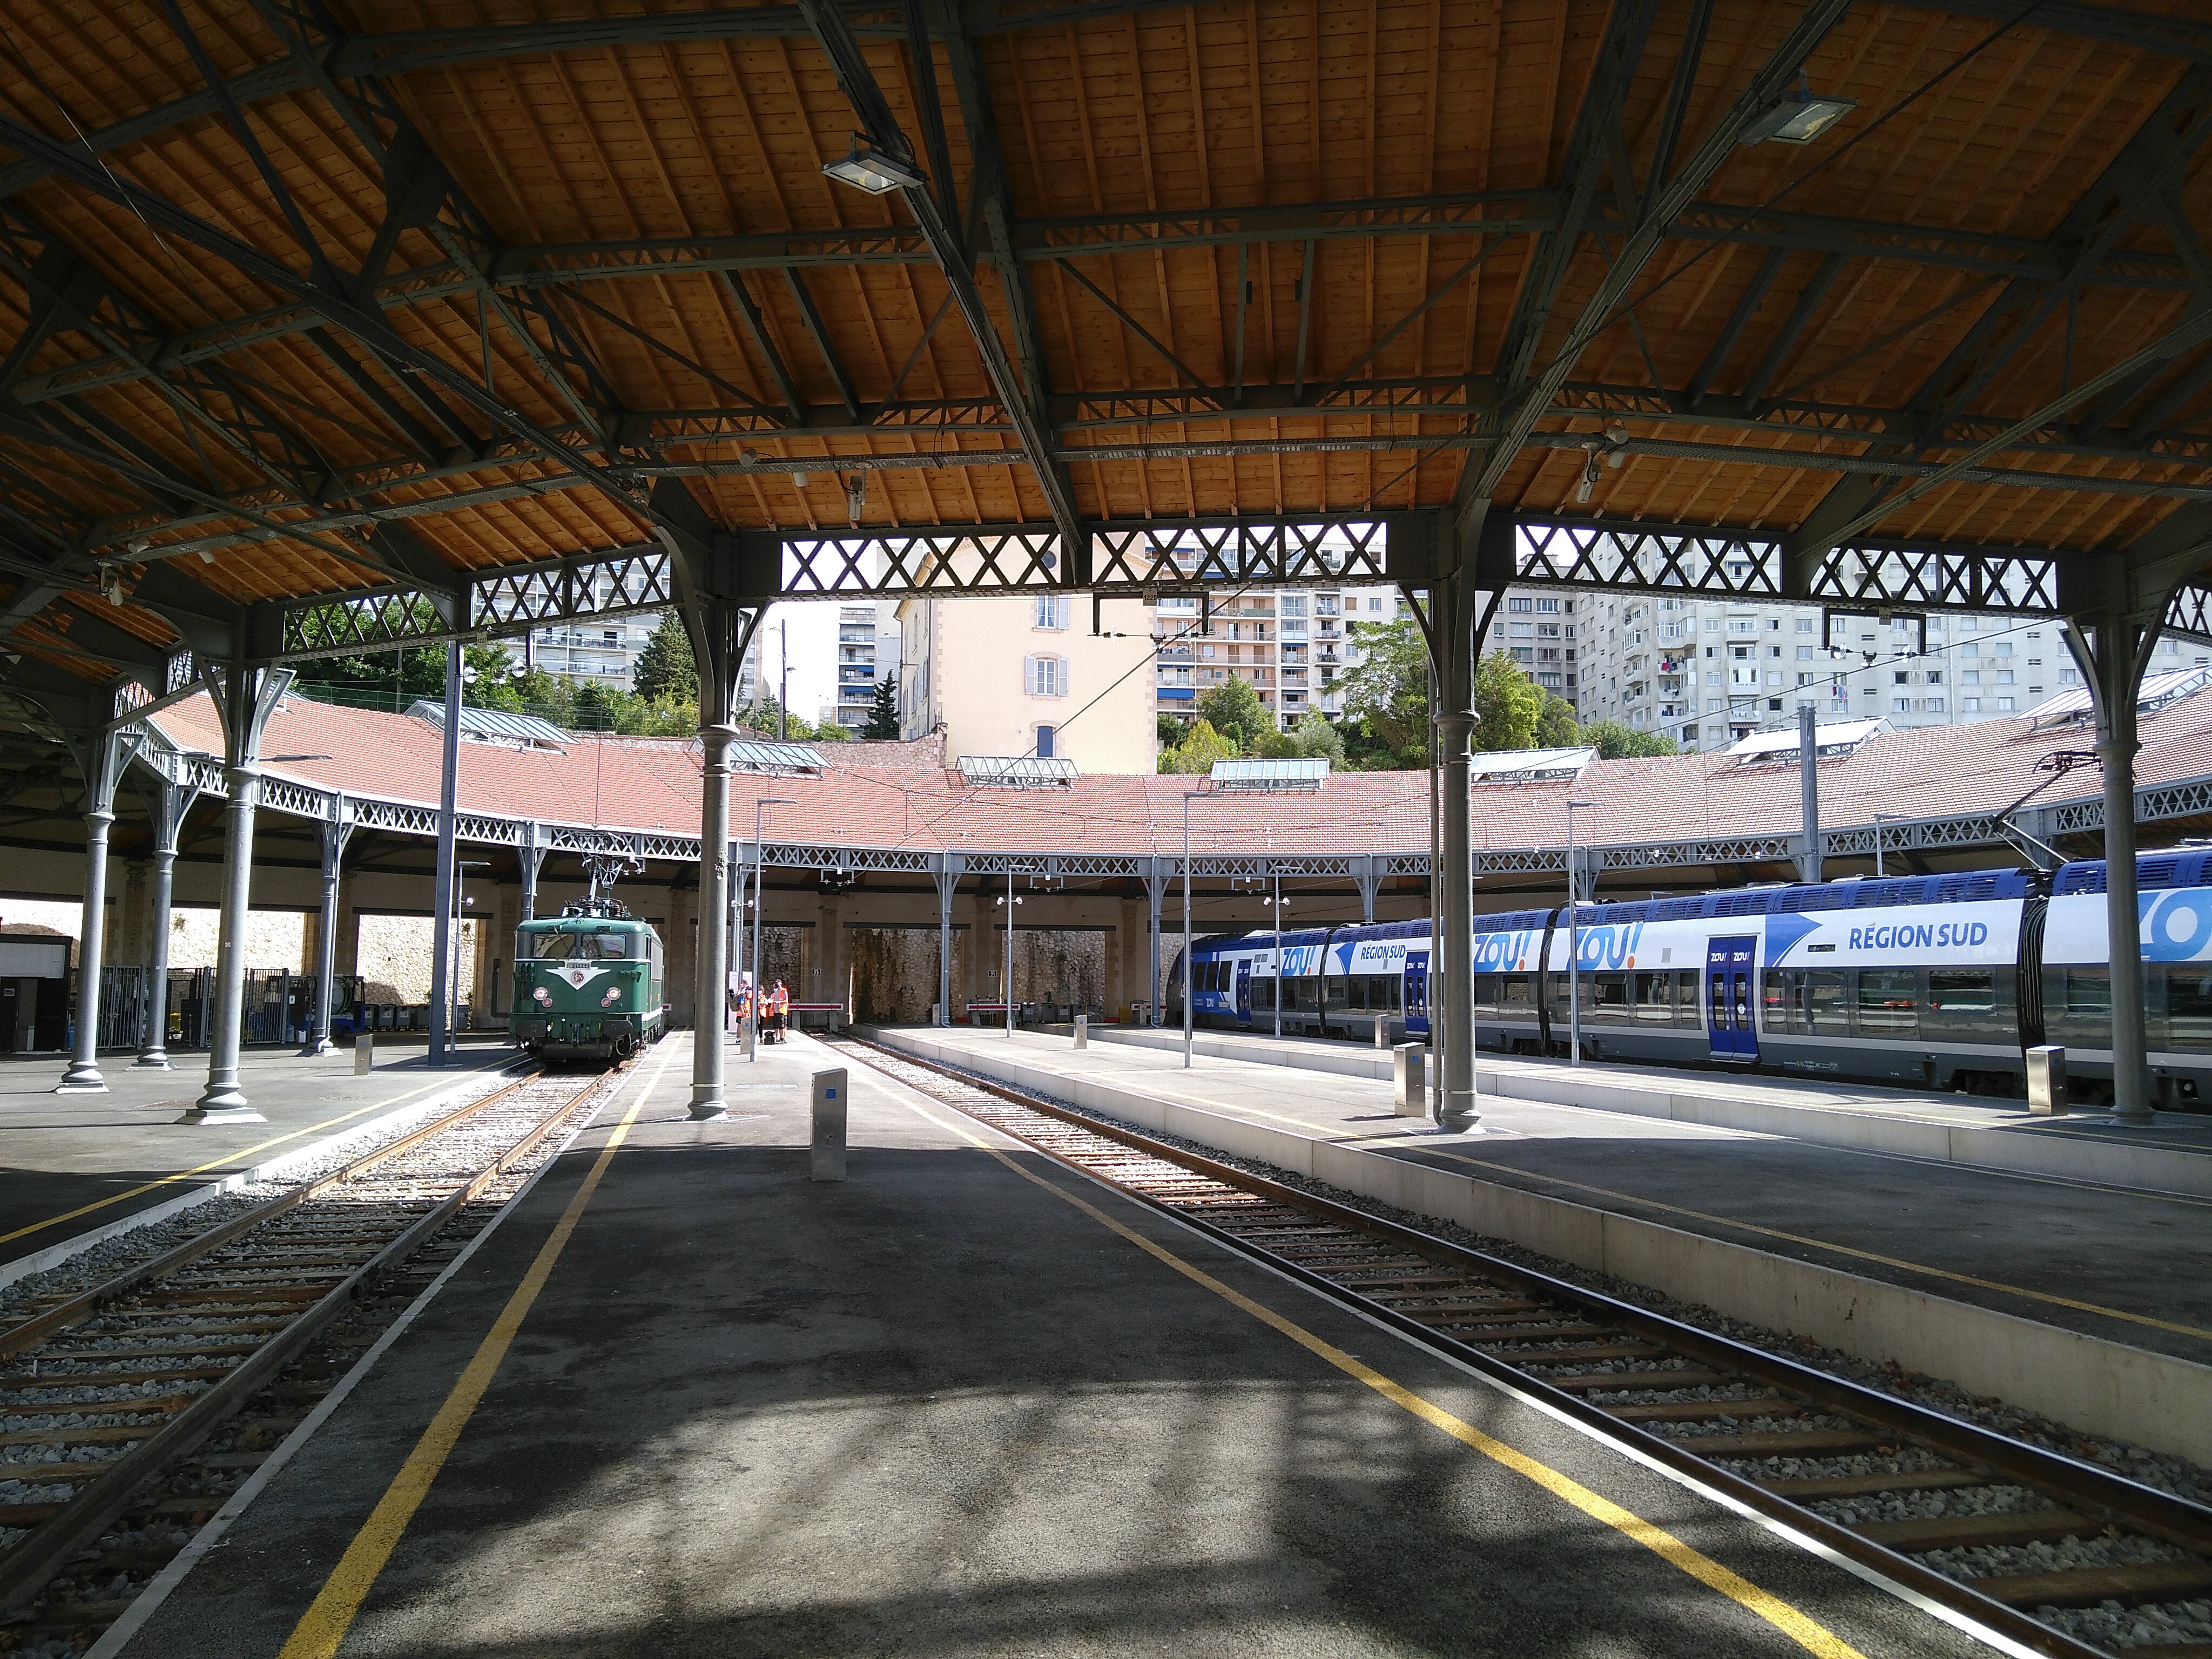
[84,1055,635,1659]
[1083,1025,2212,1199]
[0,1059,521,1294]
[881,1027,2212,1469]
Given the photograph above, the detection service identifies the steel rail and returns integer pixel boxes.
[0,1064,612,1616]
[0,1062,535,1363]
[831,1035,2211,1659]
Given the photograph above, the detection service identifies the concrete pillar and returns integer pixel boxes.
[428,642,463,1067]
[186,663,292,1123]
[137,778,190,1069]
[58,727,131,1092]
[303,802,353,1056]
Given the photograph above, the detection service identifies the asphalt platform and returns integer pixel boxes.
[0,1041,517,1279]
[894,1024,2212,1372]
[114,1030,1996,1659]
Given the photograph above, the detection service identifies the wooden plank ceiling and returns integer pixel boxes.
[0,0,2208,680]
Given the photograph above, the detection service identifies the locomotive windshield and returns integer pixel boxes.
[531,932,636,961]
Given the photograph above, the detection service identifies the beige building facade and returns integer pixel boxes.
[897,594,1156,773]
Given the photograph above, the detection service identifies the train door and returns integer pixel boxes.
[1234,960,1252,1025]
[1705,936,1758,1061]
[1404,950,1430,1038]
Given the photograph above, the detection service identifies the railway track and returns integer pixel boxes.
[827,1035,2212,1659]
[0,1062,621,1653]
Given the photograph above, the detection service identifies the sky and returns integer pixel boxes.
[756,602,842,726]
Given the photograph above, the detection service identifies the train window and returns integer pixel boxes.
[1471,974,1498,1015]
[1928,970,1994,1015]
[1499,974,1533,1013]
[1763,970,1802,1034]
[594,934,632,959]
[1379,975,1401,1010]
[1325,976,1348,1007]
[1592,973,1629,1020]
[1293,978,1319,1011]
[2063,966,2110,1021]
[1804,969,1851,1035]
[1857,969,1919,1036]
[531,934,581,959]
[1251,979,1274,1011]
[2165,967,2212,1052]
[1673,971,1701,1027]
[1633,972,1672,1023]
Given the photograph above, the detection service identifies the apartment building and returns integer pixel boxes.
[1151,579,1401,730]
[897,593,1155,772]
[518,610,756,707]
[831,603,886,732]
[1556,594,2212,752]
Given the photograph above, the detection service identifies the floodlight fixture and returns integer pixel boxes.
[822,134,925,194]
[1741,83,1857,146]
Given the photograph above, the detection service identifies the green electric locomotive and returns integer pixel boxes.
[511,901,667,1064]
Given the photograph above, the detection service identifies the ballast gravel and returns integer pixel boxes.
[1808,1483,2045,1525]
[2041,1595,2212,1649]
[968,1068,2212,1508]
[1920,1530,2190,1581]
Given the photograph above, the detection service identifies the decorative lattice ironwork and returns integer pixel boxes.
[1513,520,1782,597]
[1808,542,2059,614]
[780,529,1065,597]
[473,551,676,630]
[1092,519,1391,590]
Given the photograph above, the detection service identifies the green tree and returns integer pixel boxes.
[1580,718,1680,759]
[1157,717,1239,775]
[631,611,697,704]
[1156,712,1188,750]
[1195,677,1267,751]
[1470,650,1546,751]
[285,598,447,712]
[1336,616,1431,768]
[863,674,900,739]
[1534,691,1581,748]
[1287,710,1347,765]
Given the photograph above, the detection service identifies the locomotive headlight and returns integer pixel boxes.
[534,987,552,1006]
[601,987,621,1006]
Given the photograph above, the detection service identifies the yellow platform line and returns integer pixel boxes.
[277,1044,673,1659]
[898,1094,1867,1659]
[1,1056,514,1251]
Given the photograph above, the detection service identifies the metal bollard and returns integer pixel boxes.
[1073,1013,1087,1049]
[811,1068,847,1181]
[354,1031,373,1076]
[1392,1043,1426,1116]
[2026,1045,2068,1116]
[1373,1015,1390,1049]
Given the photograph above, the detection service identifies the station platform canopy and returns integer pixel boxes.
[0,0,2209,716]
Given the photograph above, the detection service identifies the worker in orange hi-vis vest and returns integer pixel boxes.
[734,980,752,1037]
[770,980,791,1043]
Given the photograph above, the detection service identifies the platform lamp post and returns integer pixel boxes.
[449,859,489,1056]
[1180,788,1220,1069]
[996,875,1023,1035]
[748,797,792,1062]
[1564,799,1595,1068]
[1261,879,1288,1039]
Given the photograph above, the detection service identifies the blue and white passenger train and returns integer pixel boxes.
[1164,853,2212,1110]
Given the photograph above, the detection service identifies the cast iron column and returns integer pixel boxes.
[302,803,352,1056]
[427,643,463,1067]
[692,721,733,1117]
[186,666,289,1123]
[2089,618,2153,1122]
[56,729,127,1092]
[137,780,185,1069]
[1435,709,1479,1130]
